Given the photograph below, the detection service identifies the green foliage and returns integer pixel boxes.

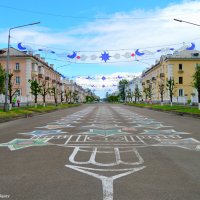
[107,95,119,103]
[133,86,141,102]
[86,95,95,102]
[143,83,153,101]
[192,64,200,104]
[118,79,128,102]
[166,78,175,103]
[39,81,50,104]
[0,64,5,94]
[158,80,165,102]
[50,86,58,105]
[29,79,41,103]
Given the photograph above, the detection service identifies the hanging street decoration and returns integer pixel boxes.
[100,51,111,62]
[17,42,196,63]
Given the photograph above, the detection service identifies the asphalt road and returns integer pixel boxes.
[0,103,200,200]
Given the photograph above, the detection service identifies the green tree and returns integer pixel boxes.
[72,90,78,103]
[134,86,141,103]
[166,77,175,106]
[39,80,50,107]
[68,90,73,103]
[8,73,20,104]
[192,64,200,109]
[118,79,128,102]
[143,83,153,103]
[126,89,132,103]
[29,79,41,107]
[50,86,58,106]
[158,79,165,105]
[0,64,5,94]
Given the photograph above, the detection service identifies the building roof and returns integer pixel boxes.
[142,50,200,76]
[0,47,63,76]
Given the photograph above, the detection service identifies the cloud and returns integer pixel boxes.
[75,72,141,90]
[0,1,199,51]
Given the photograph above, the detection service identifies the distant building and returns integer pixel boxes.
[141,50,200,104]
[125,77,143,102]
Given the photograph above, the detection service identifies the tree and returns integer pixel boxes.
[158,79,165,105]
[86,95,95,103]
[8,73,21,105]
[143,87,149,101]
[72,91,78,103]
[64,89,69,103]
[50,86,58,106]
[39,80,49,107]
[192,64,200,109]
[166,77,175,106]
[59,90,64,104]
[0,64,5,94]
[126,89,132,103]
[143,82,153,103]
[29,79,41,107]
[118,79,128,102]
[67,90,73,104]
[134,86,141,103]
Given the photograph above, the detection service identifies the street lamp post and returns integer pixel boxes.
[174,19,200,27]
[4,22,40,111]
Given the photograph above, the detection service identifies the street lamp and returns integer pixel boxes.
[4,22,40,111]
[174,19,200,27]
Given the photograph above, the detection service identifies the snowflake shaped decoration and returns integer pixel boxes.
[100,51,111,62]
[102,76,106,81]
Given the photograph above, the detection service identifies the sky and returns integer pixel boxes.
[0,0,200,97]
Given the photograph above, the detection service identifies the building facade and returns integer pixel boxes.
[0,48,87,105]
[141,50,200,104]
[125,77,143,102]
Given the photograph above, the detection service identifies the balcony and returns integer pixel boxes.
[160,73,165,78]
[45,76,50,81]
[38,74,44,79]
[178,70,184,73]
[31,71,38,77]
[146,80,150,83]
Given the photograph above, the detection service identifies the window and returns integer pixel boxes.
[15,89,21,96]
[179,64,183,70]
[179,77,183,84]
[179,89,183,96]
[16,63,20,70]
[16,76,20,84]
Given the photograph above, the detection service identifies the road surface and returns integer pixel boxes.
[0,104,200,200]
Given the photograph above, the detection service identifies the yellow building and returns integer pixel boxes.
[141,50,200,104]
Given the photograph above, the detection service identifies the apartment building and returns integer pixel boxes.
[0,48,87,104]
[141,50,200,103]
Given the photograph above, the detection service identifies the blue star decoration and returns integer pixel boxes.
[100,51,111,62]
[102,76,106,81]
